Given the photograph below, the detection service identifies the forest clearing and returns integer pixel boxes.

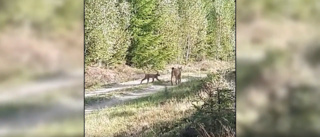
[85,0,235,136]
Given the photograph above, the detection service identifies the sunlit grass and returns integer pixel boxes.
[85,78,204,136]
[27,118,83,137]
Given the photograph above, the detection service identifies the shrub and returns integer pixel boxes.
[181,70,235,137]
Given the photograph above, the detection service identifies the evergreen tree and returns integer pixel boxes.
[215,0,235,61]
[127,0,174,70]
[178,0,207,63]
[84,0,235,67]
[85,0,130,66]
[157,0,181,64]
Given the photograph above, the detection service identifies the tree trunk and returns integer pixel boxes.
[98,60,102,68]
[217,90,221,112]
[186,35,190,64]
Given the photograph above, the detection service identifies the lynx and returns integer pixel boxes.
[171,67,182,85]
[141,72,161,84]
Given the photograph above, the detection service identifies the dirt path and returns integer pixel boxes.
[85,73,207,114]
[0,69,83,104]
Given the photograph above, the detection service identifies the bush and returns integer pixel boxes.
[181,70,235,137]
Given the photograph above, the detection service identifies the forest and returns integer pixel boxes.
[85,0,235,70]
[85,0,235,136]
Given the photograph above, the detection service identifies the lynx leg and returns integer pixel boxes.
[141,78,146,84]
[171,76,173,85]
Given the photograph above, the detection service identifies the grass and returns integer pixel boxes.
[0,88,83,137]
[23,118,83,137]
[85,78,205,137]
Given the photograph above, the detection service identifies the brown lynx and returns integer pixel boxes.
[141,72,161,84]
[171,67,182,85]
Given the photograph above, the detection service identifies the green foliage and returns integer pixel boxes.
[85,0,235,67]
[188,72,235,136]
[0,0,82,31]
[238,0,320,22]
[211,0,235,61]
[178,0,208,63]
[157,0,181,64]
[85,0,130,66]
[127,0,171,69]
